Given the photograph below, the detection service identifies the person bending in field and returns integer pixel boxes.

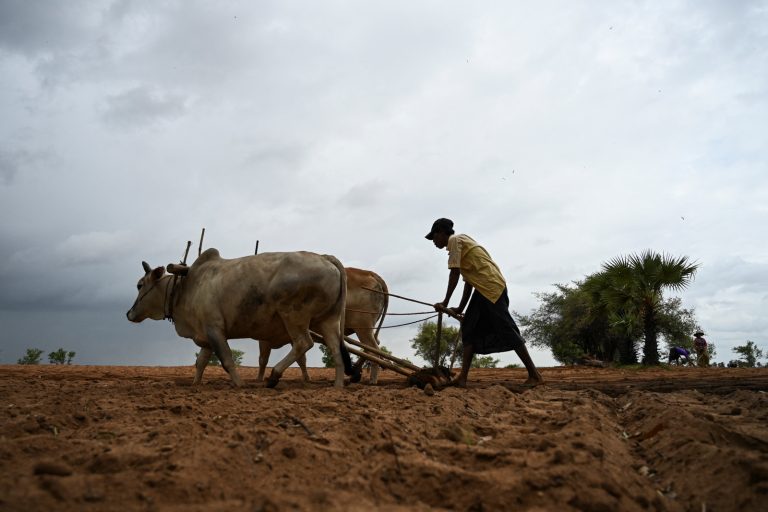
[426,218,543,388]
[668,346,692,366]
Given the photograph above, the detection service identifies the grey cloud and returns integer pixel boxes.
[0,230,143,312]
[693,258,768,297]
[101,86,188,127]
[0,262,123,312]
[0,1,117,89]
[0,148,41,185]
[0,150,20,185]
[53,230,136,266]
[0,0,97,55]
[338,180,393,209]
[245,145,305,169]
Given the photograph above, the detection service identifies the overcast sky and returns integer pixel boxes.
[1,1,766,370]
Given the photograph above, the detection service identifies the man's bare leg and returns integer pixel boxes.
[515,343,544,385]
[452,343,475,388]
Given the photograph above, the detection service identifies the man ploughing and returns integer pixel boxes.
[426,218,544,388]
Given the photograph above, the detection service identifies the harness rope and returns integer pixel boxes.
[345,313,440,330]
[165,275,182,322]
[345,308,433,316]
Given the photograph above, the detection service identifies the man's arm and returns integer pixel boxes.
[455,281,472,313]
[437,268,461,308]
[441,268,461,305]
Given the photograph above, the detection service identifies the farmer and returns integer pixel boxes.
[693,331,709,367]
[426,218,543,388]
[668,346,692,365]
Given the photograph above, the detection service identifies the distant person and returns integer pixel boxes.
[425,218,543,388]
[668,346,692,366]
[693,331,709,367]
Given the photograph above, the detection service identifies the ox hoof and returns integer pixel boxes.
[349,367,362,384]
[266,375,281,388]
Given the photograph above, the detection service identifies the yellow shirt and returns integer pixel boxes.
[446,234,506,302]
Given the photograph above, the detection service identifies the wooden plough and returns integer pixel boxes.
[314,327,456,390]
[340,288,464,389]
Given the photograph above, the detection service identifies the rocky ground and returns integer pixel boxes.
[1,364,766,511]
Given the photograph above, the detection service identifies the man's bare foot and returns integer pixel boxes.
[523,374,544,387]
[448,377,468,388]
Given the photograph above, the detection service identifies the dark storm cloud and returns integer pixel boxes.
[0,230,139,312]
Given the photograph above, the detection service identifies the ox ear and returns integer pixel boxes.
[142,261,152,274]
[150,266,165,280]
[166,263,189,276]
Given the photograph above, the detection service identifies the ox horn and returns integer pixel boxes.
[142,261,152,274]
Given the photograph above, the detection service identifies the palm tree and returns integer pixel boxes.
[590,251,699,365]
[582,273,640,364]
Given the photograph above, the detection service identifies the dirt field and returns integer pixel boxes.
[1,364,766,512]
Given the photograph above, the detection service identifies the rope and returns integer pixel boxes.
[346,314,438,331]
[381,315,439,328]
[345,308,434,316]
[361,286,463,322]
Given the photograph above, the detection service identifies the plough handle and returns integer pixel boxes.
[310,330,425,377]
[345,346,413,377]
[343,335,422,372]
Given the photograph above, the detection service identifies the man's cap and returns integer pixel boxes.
[694,330,705,336]
[425,218,454,240]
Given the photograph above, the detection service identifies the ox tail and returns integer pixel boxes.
[323,255,359,382]
[372,271,389,341]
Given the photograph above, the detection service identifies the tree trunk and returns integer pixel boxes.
[618,337,637,364]
[643,310,659,365]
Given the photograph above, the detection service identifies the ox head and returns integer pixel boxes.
[126,261,168,322]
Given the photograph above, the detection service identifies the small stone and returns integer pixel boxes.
[424,384,435,396]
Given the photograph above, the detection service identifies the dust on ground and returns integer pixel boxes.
[1,365,766,511]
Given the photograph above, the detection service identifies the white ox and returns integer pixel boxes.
[257,267,388,384]
[126,248,350,388]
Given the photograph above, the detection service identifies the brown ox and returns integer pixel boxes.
[126,248,351,388]
[257,267,388,384]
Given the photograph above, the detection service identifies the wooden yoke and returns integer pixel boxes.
[166,263,189,276]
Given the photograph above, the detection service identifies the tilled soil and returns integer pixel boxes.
[1,365,766,511]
